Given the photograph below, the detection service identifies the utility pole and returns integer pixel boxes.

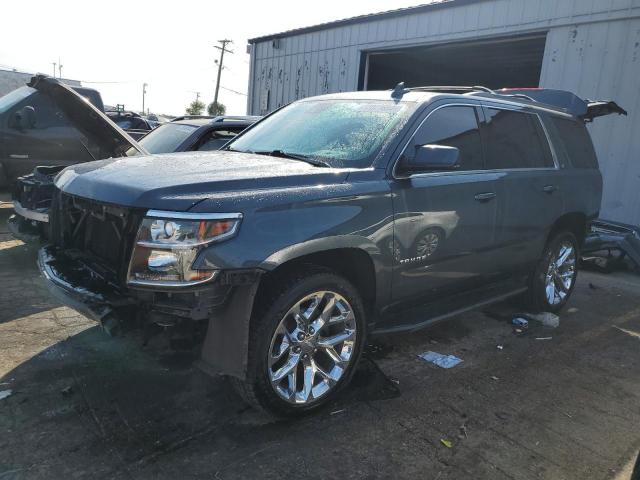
[213,39,233,108]
[52,62,57,77]
[142,83,148,114]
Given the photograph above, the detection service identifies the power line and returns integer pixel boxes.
[220,86,247,96]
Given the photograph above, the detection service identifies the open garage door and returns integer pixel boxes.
[362,34,547,91]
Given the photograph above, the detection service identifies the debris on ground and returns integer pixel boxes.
[496,345,504,350]
[589,282,599,290]
[512,317,529,329]
[567,307,579,314]
[330,409,346,416]
[440,439,454,448]
[418,351,463,369]
[526,312,560,328]
[459,424,468,439]
[61,386,74,397]
[490,375,499,381]
[0,390,12,401]
[535,337,553,341]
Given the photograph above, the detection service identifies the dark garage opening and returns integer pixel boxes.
[363,34,547,91]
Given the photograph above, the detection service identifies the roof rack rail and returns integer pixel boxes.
[405,85,494,93]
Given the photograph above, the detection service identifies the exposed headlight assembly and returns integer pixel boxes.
[127,210,241,287]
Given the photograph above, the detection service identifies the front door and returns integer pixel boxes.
[390,103,502,306]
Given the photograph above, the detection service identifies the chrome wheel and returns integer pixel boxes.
[268,291,357,405]
[545,241,576,305]
[416,231,440,257]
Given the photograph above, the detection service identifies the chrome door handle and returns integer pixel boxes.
[474,192,496,202]
[543,185,558,194]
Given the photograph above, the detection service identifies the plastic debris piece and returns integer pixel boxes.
[330,409,346,416]
[567,307,579,314]
[526,312,560,328]
[418,351,462,369]
[512,317,529,329]
[0,390,12,401]
[490,375,499,381]
[496,345,504,350]
[61,386,74,397]
[440,439,453,448]
[536,337,553,341]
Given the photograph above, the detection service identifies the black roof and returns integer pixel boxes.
[248,0,486,44]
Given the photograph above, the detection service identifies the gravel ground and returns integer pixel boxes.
[1,208,639,480]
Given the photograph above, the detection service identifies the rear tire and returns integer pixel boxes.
[526,231,579,313]
[233,267,366,417]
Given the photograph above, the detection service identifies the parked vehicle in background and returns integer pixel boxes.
[0,76,108,187]
[38,85,624,416]
[6,75,146,240]
[105,109,154,140]
[138,115,260,154]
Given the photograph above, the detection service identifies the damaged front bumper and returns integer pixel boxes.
[37,245,135,329]
[37,244,263,380]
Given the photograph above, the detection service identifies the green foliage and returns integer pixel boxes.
[186,99,205,115]
[207,101,227,116]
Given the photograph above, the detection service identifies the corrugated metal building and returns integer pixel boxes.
[247,0,640,225]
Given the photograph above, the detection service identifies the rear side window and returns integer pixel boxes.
[550,117,598,169]
[409,105,484,171]
[483,108,555,169]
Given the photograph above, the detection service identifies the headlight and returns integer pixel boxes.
[127,210,242,287]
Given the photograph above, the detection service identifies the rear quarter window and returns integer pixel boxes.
[549,116,598,169]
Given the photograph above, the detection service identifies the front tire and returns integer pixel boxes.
[527,231,579,313]
[233,267,366,416]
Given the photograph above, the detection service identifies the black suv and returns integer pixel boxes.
[137,115,260,154]
[38,85,625,416]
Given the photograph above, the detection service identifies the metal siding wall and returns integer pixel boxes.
[541,18,640,224]
[248,0,640,223]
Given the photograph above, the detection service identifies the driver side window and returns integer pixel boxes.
[409,105,484,171]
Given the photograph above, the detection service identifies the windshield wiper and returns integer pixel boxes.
[252,149,330,168]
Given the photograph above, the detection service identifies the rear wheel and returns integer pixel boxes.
[233,268,366,416]
[526,231,579,313]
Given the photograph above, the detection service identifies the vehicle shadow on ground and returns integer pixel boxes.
[0,319,422,477]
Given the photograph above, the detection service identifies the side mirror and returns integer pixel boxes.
[398,144,460,175]
[9,106,37,130]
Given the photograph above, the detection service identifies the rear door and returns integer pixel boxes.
[390,102,502,305]
[480,104,563,275]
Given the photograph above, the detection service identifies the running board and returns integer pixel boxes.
[372,285,527,335]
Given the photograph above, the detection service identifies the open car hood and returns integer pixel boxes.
[28,75,148,157]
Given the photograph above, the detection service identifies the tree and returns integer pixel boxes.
[186,99,205,115]
[207,101,226,116]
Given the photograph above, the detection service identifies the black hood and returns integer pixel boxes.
[28,75,147,157]
[55,151,350,211]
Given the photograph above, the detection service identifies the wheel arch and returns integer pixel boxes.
[547,212,588,249]
[258,243,382,319]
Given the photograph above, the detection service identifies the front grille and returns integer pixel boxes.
[49,190,143,284]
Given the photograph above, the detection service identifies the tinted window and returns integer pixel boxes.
[409,105,483,170]
[0,86,35,114]
[484,108,554,169]
[550,117,598,168]
[197,129,241,151]
[138,123,198,154]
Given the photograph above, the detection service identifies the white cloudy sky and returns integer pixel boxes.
[1,0,421,116]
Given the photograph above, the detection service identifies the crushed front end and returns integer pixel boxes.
[39,190,261,378]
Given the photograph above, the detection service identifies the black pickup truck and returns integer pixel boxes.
[38,85,625,416]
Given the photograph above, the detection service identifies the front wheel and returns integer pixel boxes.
[233,268,366,416]
[527,231,579,313]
